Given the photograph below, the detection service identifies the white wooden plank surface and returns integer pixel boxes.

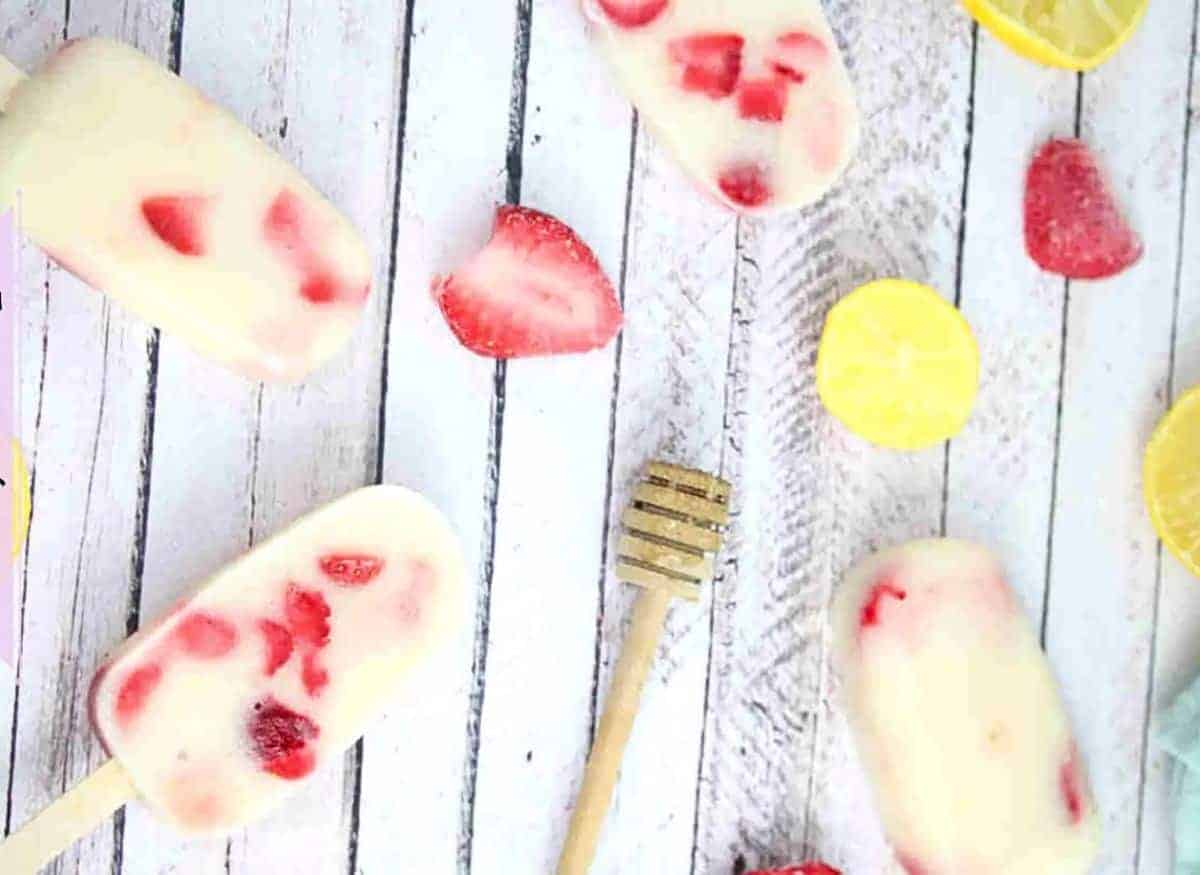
[1045,1,1194,870]
[468,0,633,870]
[1141,10,1200,871]
[3,1,1200,874]
[362,1,516,872]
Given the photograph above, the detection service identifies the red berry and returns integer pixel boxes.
[299,273,338,304]
[173,612,239,659]
[737,78,788,123]
[768,31,829,82]
[285,585,331,647]
[1059,743,1086,825]
[860,578,907,629]
[116,664,163,726]
[247,698,319,780]
[432,205,623,359]
[142,196,209,256]
[717,164,772,208]
[668,33,744,98]
[301,651,330,698]
[747,864,842,875]
[319,553,385,587]
[1024,138,1143,280]
[596,0,667,28]
[258,619,294,676]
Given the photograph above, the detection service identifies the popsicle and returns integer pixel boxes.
[0,38,372,381]
[583,0,860,213]
[0,485,465,872]
[831,539,1101,875]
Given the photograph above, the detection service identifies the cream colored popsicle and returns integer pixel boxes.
[0,486,465,872]
[0,39,372,381]
[831,539,1101,875]
[583,0,859,213]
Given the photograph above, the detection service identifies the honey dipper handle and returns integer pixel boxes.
[558,587,673,875]
[0,758,137,874]
[0,55,27,112]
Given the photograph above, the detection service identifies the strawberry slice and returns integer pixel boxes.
[737,78,788,123]
[432,205,622,359]
[596,0,668,28]
[1024,138,1143,280]
[669,33,745,99]
[767,31,829,82]
[748,864,841,875]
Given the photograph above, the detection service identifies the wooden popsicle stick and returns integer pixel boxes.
[557,586,672,875]
[0,55,27,112]
[0,759,137,874]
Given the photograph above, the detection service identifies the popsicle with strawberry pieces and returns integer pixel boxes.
[0,486,466,872]
[584,0,859,213]
[831,540,1101,875]
[0,38,372,381]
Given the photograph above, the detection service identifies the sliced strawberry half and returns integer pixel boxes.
[668,33,744,99]
[596,0,668,28]
[1025,138,1143,280]
[748,864,842,875]
[432,205,622,359]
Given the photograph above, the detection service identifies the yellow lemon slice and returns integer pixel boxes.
[12,440,29,558]
[963,0,1149,71]
[817,279,980,451]
[1144,386,1200,578]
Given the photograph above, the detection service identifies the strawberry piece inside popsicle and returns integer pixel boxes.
[263,190,369,306]
[248,699,320,780]
[301,651,330,698]
[768,31,829,82]
[669,34,744,98]
[173,613,239,659]
[1060,743,1086,825]
[258,619,294,676]
[718,163,773,208]
[319,553,385,587]
[859,578,907,629]
[116,664,163,726]
[142,196,210,256]
[596,0,669,29]
[285,585,332,647]
[737,78,788,123]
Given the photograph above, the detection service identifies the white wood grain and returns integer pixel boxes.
[467,0,633,871]
[587,129,737,874]
[360,1,516,871]
[1139,6,1200,872]
[4,4,170,875]
[694,4,975,872]
[1045,1,1195,871]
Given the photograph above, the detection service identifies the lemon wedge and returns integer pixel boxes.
[1145,386,1200,578]
[963,0,1149,71]
[817,279,980,451]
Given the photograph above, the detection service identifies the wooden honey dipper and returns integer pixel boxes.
[558,461,731,875]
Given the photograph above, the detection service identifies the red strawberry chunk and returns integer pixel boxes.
[285,585,332,647]
[301,651,330,698]
[596,0,667,28]
[263,189,366,306]
[768,31,829,82]
[258,619,294,676]
[142,196,209,256]
[319,553,385,587]
[747,864,842,875]
[669,34,744,99]
[860,578,907,629]
[248,698,319,780]
[116,663,163,726]
[432,205,622,359]
[718,163,773,209]
[1025,138,1143,280]
[738,78,788,123]
[173,612,239,659]
[1059,743,1086,824]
